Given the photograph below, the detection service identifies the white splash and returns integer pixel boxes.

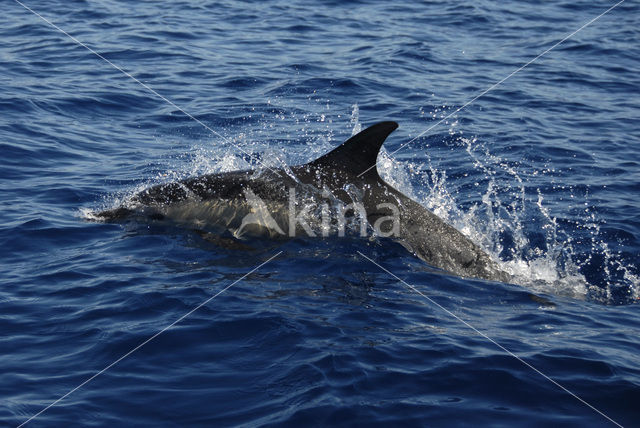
[350,103,362,136]
[377,122,638,303]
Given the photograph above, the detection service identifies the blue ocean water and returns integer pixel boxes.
[1,0,639,426]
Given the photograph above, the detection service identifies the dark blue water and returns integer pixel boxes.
[2,0,639,426]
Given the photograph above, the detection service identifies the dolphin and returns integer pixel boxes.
[96,122,510,282]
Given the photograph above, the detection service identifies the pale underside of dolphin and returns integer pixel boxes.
[97,122,511,283]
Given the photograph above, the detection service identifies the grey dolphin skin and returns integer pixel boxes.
[97,122,510,282]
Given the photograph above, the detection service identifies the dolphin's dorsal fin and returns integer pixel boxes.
[308,121,398,178]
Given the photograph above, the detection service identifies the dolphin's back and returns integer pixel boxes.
[96,121,509,282]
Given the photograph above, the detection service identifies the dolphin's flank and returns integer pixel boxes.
[96,122,510,282]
